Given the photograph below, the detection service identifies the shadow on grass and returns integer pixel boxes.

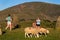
[2,31,6,35]
[13,24,21,30]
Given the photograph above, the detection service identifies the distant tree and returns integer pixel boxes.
[20,19,25,21]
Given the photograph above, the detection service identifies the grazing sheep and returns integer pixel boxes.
[24,27,49,38]
[24,27,39,38]
[38,27,49,36]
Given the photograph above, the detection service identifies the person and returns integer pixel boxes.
[5,14,12,31]
[32,21,37,28]
[36,17,41,27]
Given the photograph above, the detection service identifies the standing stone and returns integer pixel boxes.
[0,25,2,35]
[0,28,2,35]
[56,16,60,29]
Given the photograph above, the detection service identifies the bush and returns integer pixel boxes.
[41,20,56,28]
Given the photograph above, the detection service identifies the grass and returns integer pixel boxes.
[0,21,60,40]
[0,28,60,40]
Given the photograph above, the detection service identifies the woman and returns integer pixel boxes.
[36,17,40,27]
[5,14,12,31]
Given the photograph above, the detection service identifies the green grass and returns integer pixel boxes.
[0,28,60,40]
[0,21,60,40]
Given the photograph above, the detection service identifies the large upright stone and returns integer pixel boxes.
[0,25,2,35]
[56,16,60,29]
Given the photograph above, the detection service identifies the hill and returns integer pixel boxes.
[0,2,60,21]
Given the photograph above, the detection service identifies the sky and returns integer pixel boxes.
[0,0,60,11]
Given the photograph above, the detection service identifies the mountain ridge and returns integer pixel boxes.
[0,2,60,21]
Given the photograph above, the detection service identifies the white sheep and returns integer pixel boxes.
[38,27,49,36]
[24,27,39,38]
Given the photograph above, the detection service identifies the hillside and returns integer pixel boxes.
[0,2,60,21]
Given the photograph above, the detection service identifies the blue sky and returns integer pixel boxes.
[0,0,60,11]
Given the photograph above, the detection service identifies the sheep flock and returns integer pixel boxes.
[24,27,49,38]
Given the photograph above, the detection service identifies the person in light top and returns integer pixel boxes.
[5,14,12,31]
[36,17,40,27]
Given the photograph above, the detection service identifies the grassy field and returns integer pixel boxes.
[0,21,60,40]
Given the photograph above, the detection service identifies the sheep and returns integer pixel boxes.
[24,27,39,38]
[24,27,49,38]
[38,27,49,36]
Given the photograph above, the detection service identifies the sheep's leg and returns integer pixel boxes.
[44,33,47,37]
[30,34,32,38]
[33,34,36,38]
[36,34,39,38]
[25,33,29,38]
[28,33,32,38]
[25,33,27,38]
[27,34,30,38]
[39,32,42,36]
